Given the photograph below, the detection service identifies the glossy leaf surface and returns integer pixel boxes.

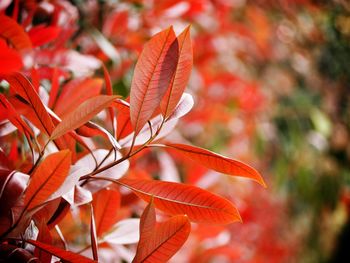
[92,188,121,237]
[130,27,178,134]
[164,143,266,187]
[119,178,241,224]
[133,201,190,263]
[24,150,71,210]
[51,95,119,140]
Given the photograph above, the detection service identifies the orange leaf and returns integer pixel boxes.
[92,188,121,237]
[161,26,193,118]
[133,201,190,263]
[163,143,266,187]
[0,15,32,50]
[27,239,97,263]
[119,178,241,224]
[24,150,71,210]
[51,95,119,140]
[0,94,33,137]
[5,73,56,136]
[54,78,104,117]
[130,26,179,134]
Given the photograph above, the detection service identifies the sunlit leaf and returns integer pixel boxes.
[51,95,119,140]
[118,178,241,224]
[133,201,190,263]
[162,143,266,187]
[24,150,71,210]
[130,27,179,134]
[5,73,56,136]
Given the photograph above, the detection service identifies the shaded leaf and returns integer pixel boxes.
[0,14,31,50]
[161,26,193,118]
[24,150,71,210]
[92,188,121,237]
[118,178,241,224]
[130,27,179,134]
[27,239,97,263]
[51,95,119,140]
[0,171,29,214]
[163,143,266,187]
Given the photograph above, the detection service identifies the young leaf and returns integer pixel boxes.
[130,27,179,134]
[24,150,71,210]
[5,73,56,136]
[162,143,266,187]
[92,188,121,237]
[0,14,32,50]
[27,239,97,263]
[54,78,104,117]
[0,94,34,136]
[133,200,191,263]
[118,178,241,224]
[51,95,119,140]
[160,26,193,118]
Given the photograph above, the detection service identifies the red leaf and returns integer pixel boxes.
[133,201,190,263]
[118,178,241,224]
[24,150,71,210]
[161,26,193,118]
[27,239,97,263]
[0,94,33,137]
[54,78,104,117]
[0,15,32,50]
[5,73,56,136]
[48,67,60,109]
[163,143,266,187]
[51,95,119,140]
[92,188,121,237]
[34,220,53,263]
[102,64,117,137]
[130,27,179,134]
[28,25,61,47]
[0,39,23,74]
